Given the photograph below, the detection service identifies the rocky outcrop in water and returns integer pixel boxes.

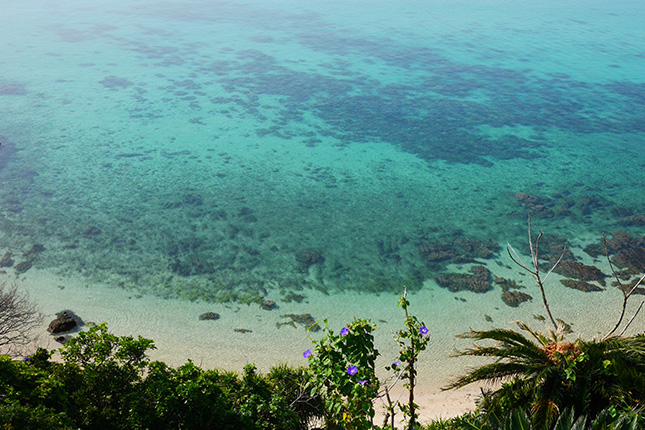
[436,265,491,293]
[495,276,533,307]
[261,300,277,310]
[501,290,533,307]
[560,279,604,292]
[48,310,83,334]
[199,312,220,321]
[0,252,13,268]
[551,260,606,286]
[418,237,500,265]
[296,250,324,268]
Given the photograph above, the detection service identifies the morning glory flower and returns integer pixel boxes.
[340,327,349,336]
[347,365,358,375]
[392,360,402,368]
[358,380,367,386]
[303,349,312,359]
[420,326,429,335]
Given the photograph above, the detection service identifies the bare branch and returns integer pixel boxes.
[508,213,559,331]
[618,301,645,338]
[601,232,645,340]
[543,245,567,284]
[0,282,42,356]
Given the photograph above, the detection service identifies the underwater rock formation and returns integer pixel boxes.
[14,260,32,275]
[0,252,13,267]
[296,250,324,267]
[418,237,499,265]
[261,300,277,310]
[618,214,645,226]
[501,290,533,307]
[199,312,220,321]
[436,265,491,293]
[514,192,555,218]
[282,313,320,332]
[48,310,83,334]
[560,279,604,292]
[605,232,645,274]
[551,260,606,286]
[495,276,532,307]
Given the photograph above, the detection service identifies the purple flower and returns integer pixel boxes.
[303,349,312,359]
[420,326,429,335]
[340,327,349,336]
[347,365,358,375]
[358,380,367,386]
[392,360,402,368]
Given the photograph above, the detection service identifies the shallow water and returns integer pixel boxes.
[1,0,644,315]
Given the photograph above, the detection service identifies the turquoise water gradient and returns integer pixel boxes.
[1,0,644,303]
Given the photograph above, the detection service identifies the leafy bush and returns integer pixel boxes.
[0,324,310,430]
[305,318,380,430]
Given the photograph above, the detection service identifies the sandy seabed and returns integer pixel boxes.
[6,262,644,423]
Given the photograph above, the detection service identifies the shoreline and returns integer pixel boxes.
[5,263,643,422]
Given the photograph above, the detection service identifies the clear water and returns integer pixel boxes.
[1,0,644,307]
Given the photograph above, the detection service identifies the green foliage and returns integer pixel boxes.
[384,289,431,429]
[56,322,155,429]
[0,401,74,430]
[446,322,645,428]
[0,324,310,430]
[305,318,380,430]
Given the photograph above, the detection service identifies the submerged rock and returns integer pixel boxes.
[0,252,13,268]
[283,313,320,332]
[261,300,277,311]
[436,265,491,293]
[48,310,83,334]
[199,312,220,321]
[14,260,32,275]
[552,260,606,285]
[560,279,604,292]
[418,237,500,265]
[501,290,533,307]
[296,250,324,268]
[618,214,645,227]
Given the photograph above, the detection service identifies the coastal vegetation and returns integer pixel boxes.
[1,220,644,429]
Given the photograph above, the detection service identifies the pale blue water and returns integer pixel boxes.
[1,0,644,306]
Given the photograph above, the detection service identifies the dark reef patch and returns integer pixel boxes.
[0,83,27,96]
[436,265,492,293]
[99,75,134,89]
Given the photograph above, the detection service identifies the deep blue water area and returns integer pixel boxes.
[1,0,644,305]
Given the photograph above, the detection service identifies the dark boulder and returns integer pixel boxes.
[48,310,83,334]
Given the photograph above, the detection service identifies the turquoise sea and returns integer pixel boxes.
[1,0,644,326]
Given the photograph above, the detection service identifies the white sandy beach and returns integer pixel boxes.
[4,257,644,423]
